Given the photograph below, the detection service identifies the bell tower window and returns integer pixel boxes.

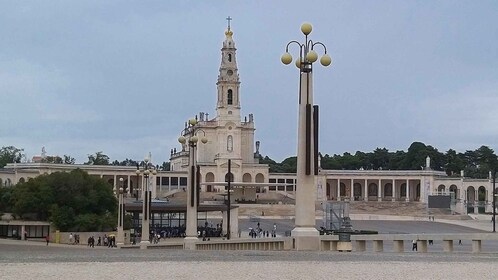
[227,135,233,152]
[228,54,232,62]
[227,89,233,105]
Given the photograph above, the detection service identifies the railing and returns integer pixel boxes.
[196,238,291,251]
[320,233,498,253]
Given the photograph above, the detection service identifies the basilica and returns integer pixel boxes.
[1,24,496,216]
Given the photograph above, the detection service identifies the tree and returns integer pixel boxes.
[10,169,117,231]
[475,146,498,178]
[160,161,170,171]
[280,157,297,173]
[0,187,13,213]
[0,146,25,168]
[85,152,110,165]
[44,156,63,164]
[445,149,465,176]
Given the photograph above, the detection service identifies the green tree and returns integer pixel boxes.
[44,156,63,164]
[85,152,110,165]
[11,169,117,231]
[0,146,25,168]
[475,146,497,178]
[160,161,170,171]
[0,187,13,213]
[444,149,465,176]
[280,157,297,173]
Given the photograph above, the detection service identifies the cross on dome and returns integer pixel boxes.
[225,16,234,37]
[226,16,232,30]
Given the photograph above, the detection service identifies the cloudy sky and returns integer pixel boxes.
[1,1,497,164]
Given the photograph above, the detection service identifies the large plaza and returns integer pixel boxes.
[1,228,498,280]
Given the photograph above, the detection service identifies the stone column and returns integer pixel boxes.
[350,178,354,200]
[378,179,382,201]
[392,179,396,202]
[127,175,131,195]
[337,179,341,201]
[443,240,453,252]
[364,179,368,201]
[406,179,410,202]
[113,174,117,191]
[373,240,384,252]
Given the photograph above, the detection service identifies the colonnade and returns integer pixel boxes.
[326,178,422,202]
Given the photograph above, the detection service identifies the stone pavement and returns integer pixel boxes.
[1,240,498,280]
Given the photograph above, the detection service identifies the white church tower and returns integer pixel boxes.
[170,18,269,198]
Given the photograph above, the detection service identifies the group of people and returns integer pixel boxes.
[68,233,80,245]
[69,233,116,248]
[249,222,277,238]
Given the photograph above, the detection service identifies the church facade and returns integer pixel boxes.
[1,24,496,215]
[169,25,269,202]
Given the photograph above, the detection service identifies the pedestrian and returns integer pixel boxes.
[69,233,74,245]
[97,236,101,246]
[45,235,50,246]
[429,240,433,245]
[412,240,418,251]
[459,240,462,245]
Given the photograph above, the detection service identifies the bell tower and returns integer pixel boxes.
[216,16,241,121]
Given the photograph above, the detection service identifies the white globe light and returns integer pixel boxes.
[281,52,292,65]
[178,136,186,144]
[201,137,208,144]
[191,136,199,143]
[320,54,332,67]
[301,22,312,35]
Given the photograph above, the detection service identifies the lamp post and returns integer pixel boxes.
[135,156,157,249]
[117,177,125,246]
[226,159,232,240]
[178,118,208,249]
[281,23,331,250]
[493,169,496,233]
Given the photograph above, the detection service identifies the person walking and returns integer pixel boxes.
[45,235,50,246]
[412,240,418,251]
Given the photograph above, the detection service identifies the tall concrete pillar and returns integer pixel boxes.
[291,70,319,251]
[184,144,199,250]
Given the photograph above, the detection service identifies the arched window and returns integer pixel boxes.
[227,89,233,105]
[227,135,233,152]
[228,53,232,62]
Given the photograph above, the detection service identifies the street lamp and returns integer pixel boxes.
[117,177,125,246]
[493,169,496,233]
[281,23,331,250]
[135,156,157,249]
[178,117,208,249]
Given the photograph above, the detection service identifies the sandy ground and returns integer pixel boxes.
[1,261,497,280]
